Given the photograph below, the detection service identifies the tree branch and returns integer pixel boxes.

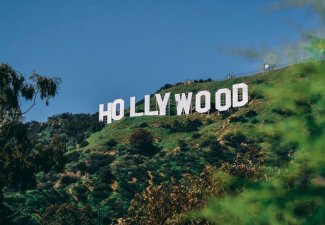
[22,90,39,115]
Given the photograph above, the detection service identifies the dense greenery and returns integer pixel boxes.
[198,62,325,225]
[1,62,324,224]
[0,64,60,223]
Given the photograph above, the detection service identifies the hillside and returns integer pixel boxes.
[3,62,325,224]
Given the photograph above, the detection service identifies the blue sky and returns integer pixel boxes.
[0,0,319,121]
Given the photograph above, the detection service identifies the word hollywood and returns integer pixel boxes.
[99,83,248,124]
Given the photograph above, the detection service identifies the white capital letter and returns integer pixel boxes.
[175,92,193,115]
[112,99,125,121]
[195,90,211,113]
[232,83,248,107]
[99,103,112,124]
[156,93,170,116]
[130,96,144,117]
[215,88,231,111]
[144,95,159,116]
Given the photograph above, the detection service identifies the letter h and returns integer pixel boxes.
[99,103,112,124]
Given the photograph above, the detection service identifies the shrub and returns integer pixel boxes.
[66,151,80,162]
[200,135,219,148]
[106,138,118,148]
[79,140,89,148]
[124,168,221,225]
[72,161,87,172]
[186,119,203,131]
[229,115,248,123]
[139,122,148,128]
[170,119,203,133]
[192,133,201,139]
[91,183,111,200]
[245,110,258,118]
[91,121,105,132]
[72,184,89,201]
[178,140,189,151]
[40,203,94,225]
[253,78,266,84]
[206,118,214,125]
[156,83,173,92]
[86,154,115,173]
[170,120,183,132]
[60,175,77,186]
[221,145,263,180]
[201,136,231,163]
[272,108,295,117]
[99,167,115,183]
[223,132,247,147]
[251,89,264,99]
[129,128,157,155]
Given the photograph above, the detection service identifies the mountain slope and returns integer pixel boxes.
[4,62,324,224]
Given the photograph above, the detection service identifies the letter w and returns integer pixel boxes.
[175,92,192,115]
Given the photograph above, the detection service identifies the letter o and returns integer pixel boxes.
[215,88,231,111]
[112,99,125,121]
[195,91,211,113]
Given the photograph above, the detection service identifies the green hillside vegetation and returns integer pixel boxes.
[2,62,325,224]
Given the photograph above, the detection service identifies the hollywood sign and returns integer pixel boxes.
[99,83,248,124]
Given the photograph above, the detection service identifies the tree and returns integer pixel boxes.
[0,64,60,205]
[35,135,66,172]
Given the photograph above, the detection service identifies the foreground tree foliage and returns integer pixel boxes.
[198,63,325,224]
[0,64,60,220]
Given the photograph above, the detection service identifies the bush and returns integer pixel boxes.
[206,118,214,125]
[124,168,220,225]
[40,203,94,225]
[72,161,87,172]
[170,119,203,133]
[86,154,115,173]
[178,140,189,151]
[186,119,203,131]
[200,135,219,148]
[91,121,105,132]
[229,115,248,123]
[170,120,183,132]
[221,145,263,180]
[79,140,89,148]
[192,133,201,139]
[99,167,115,183]
[201,136,233,164]
[72,184,89,201]
[272,108,295,117]
[223,132,247,147]
[245,110,258,118]
[251,89,264,99]
[106,138,118,148]
[60,175,77,186]
[139,122,148,128]
[129,128,157,155]
[91,183,111,200]
[66,151,80,162]
[156,83,173,92]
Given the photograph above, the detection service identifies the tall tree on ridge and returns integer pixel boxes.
[0,63,60,204]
